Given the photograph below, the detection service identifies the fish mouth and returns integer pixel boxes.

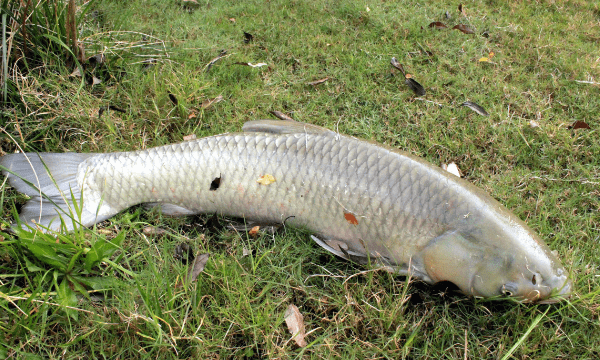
[535,278,573,304]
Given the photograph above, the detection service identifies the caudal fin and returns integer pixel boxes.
[1,152,111,233]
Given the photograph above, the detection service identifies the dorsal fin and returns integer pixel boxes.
[242,119,332,135]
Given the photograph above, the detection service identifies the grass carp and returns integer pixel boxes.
[0,120,572,303]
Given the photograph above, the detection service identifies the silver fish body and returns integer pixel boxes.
[0,120,572,302]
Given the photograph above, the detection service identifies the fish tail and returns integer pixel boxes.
[1,152,109,232]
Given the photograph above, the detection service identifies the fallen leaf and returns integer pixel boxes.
[91,76,102,85]
[188,112,197,119]
[183,134,197,141]
[445,11,451,19]
[458,3,465,15]
[70,67,82,77]
[405,78,426,96]
[453,24,475,34]
[205,50,227,72]
[461,101,489,116]
[390,57,406,76]
[243,31,254,43]
[568,120,591,129]
[529,120,540,128]
[187,253,210,283]
[270,110,295,121]
[210,175,222,191]
[242,247,251,257]
[108,105,126,113]
[284,304,308,347]
[248,226,260,238]
[201,95,224,109]
[489,51,495,58]
[428,21,448,30]
[478,57,489,62]
[168,93,178,105]
[344,212,359,225]
[257,174,276,185]
[143,226,166,235]
[443,162,461,177]
[307,77,329,86]
[229,18,236,23]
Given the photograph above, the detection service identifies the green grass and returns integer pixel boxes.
[1,0,599,358]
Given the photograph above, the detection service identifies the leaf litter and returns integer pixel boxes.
[390,58,426,96]
[461,101,489,116]
[568,120,591,130]
[187,253,210,283]
[284,304,308,347]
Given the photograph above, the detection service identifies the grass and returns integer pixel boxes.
[0,0,599,358]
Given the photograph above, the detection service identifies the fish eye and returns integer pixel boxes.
[502,283,517,297]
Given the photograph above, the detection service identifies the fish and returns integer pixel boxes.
[0,119,572,303]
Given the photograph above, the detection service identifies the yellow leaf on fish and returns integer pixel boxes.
[257,174,276,185]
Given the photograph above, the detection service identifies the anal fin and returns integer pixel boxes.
[144,203,199,216]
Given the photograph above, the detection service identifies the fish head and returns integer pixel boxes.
[422,225,572,303]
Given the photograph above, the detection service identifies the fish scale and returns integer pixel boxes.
[0,120,572,302]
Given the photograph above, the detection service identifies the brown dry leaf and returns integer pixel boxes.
[453,24,475,34]
[143,226,166,235]
[344,212,359,225]
[428,21,448,30]
[187,253,210,283]
[69,67,82,77]
[284,304,308,347]
[188,112,197,119]
[91,76,102,85]
[248,226,260,238]
[183,134,197,141]
[307,77,329,86]
[257,174,276,185]
[270,110,295,121]
[489,51,495,58]
[405,78,426,96]
[201,95,224,109]
[390,57,405,76]
[568,120,591,130]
